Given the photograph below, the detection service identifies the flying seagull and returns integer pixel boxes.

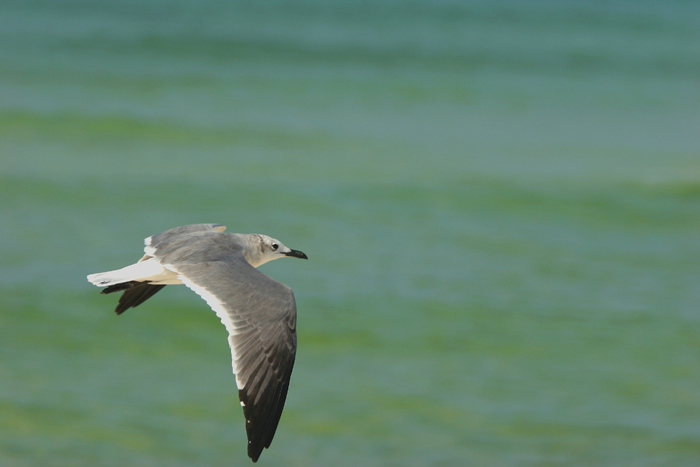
[87,223,308,462]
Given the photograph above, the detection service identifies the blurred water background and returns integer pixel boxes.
[1,1,700,466]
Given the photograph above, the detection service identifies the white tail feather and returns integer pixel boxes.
[87,258,182,287]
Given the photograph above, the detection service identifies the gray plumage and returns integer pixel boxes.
[87,224,308,462]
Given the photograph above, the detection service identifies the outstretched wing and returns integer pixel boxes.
[174,254,297,463]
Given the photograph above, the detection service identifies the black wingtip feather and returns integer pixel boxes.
[241,381,291,463]
[115,283,166,314]
[101,281,137,295]
[99,281,166,315]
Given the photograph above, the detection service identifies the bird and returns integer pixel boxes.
[87,223,308,462]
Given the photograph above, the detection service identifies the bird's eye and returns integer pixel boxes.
[271,243,279,251]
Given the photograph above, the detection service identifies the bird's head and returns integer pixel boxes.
[245,234,308,267]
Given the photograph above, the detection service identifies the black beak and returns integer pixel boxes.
[285,249,308,260]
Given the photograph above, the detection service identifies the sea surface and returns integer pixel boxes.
[1,1,700,466]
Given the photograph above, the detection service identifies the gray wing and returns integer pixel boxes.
[171,253,297,463]
[145,223,226,255]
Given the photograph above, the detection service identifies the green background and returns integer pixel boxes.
[2,1,699,465]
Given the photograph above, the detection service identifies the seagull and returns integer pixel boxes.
[87,223,308,462]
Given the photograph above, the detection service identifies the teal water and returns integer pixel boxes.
[2,1,700,466]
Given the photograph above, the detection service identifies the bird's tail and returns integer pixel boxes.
[88,261,153,287]
[87,258,178,287]
[87,258,174,314]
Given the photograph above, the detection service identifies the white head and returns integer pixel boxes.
[243,234,308,268]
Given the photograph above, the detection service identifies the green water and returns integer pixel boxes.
[2,1,700,466]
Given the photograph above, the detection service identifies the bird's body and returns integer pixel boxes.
[87,224,308,462]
